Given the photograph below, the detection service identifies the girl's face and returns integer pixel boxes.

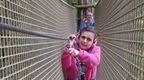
[78,31,95,50]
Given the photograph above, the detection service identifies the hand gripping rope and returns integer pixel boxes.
[68,35,84,80]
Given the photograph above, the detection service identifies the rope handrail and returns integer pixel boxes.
[60,0,75,8]
[0,23,68,40]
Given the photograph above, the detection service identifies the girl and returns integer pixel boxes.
[61,28,101,80]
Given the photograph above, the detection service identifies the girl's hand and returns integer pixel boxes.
[68,48,79,56]
[68,34,76,40]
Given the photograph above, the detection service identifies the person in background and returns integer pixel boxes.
[79,12,96,31]
[61,28,101,80]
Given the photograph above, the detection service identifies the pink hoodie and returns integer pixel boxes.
[61,45,101,80]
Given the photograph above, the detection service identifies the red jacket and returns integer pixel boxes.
[61,45,101,80]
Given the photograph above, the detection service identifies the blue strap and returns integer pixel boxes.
[75,57,85,80]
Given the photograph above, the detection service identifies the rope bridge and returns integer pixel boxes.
[0,0,77,80]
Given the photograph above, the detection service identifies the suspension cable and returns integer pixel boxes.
[0,23,68,40]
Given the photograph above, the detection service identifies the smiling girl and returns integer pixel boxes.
[61,28,101,80]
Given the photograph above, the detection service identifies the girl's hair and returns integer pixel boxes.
[79,27,97,40]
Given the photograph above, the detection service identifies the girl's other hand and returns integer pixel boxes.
[68,48,79,56]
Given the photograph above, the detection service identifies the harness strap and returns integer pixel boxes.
[75,57,85,80]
